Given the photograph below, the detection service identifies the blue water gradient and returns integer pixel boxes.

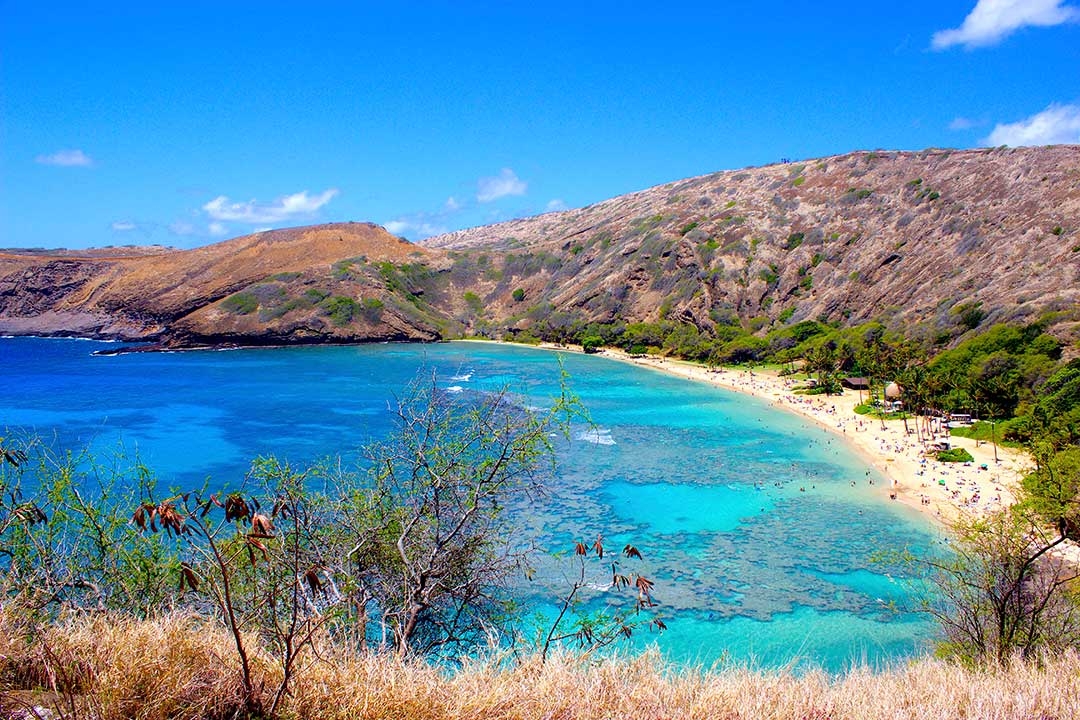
[0,337,941,670]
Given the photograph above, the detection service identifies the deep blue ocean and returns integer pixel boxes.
[0,337,941,670]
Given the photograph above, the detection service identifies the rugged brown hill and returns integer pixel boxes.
[426,146,1080,345]
[0,223,454,345]
[2,147,1078,350]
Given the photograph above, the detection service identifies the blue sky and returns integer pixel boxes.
[3,1,1078,249]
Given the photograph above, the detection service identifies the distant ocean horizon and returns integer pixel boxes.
[0,337,941,671]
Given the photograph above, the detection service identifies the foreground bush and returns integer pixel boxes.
[3,611,1080,720]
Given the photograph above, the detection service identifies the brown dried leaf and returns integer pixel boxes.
[180,562,199,592]
[225,495,249,522]
[635,575,654,594]
[251,513,274,536]
[132,505,146,530]
[246,536,269,562]
[304,567,322,594]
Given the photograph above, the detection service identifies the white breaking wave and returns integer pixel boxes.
[446,385,464,393]
[450,372,473,382]
[577,427,616,446]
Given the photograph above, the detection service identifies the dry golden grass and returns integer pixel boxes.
[2,610,1079,720]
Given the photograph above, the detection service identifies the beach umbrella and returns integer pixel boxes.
[885,382,902,399]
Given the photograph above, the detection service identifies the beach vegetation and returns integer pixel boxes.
[949,421,1025,449]
[581,335,603,353]
[935,447,975,463]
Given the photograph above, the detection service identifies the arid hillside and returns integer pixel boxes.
[427,146,1080,346]
[2,146,1078,349]
[0,223,456,346]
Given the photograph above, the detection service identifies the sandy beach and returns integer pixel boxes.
[524,342,1032,526]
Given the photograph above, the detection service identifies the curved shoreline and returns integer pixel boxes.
[462,339,1031,526]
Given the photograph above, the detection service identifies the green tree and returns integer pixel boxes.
[1022,447,1080,540]
[342,372,581,657]
[581,335,603,354]
[922,508,1080,666]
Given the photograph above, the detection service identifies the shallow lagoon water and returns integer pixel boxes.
[0,337,941,670]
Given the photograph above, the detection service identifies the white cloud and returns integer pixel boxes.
[983,103,1080,145]
[208,221,229,237]
[444,196,461,211]
[35,149,93,167]
[949,116,978,130]
[111,220,137,232]
[932,0,1079,49]
[202,188,339,224]
[476,168,527,203]
[545,199,568,212]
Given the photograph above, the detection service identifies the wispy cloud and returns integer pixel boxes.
[110,220,161,238]
[476,168,527,203]
[545,199,568,212]
[35,149,93,167]
[932,0,1079,49]
[983,103,1080,146]
[202,188,339,224]
[169,221,196,236]
[948,116,979,131]
[208,221,229,237]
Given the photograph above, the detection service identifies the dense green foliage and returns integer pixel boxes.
[936,447,975,463]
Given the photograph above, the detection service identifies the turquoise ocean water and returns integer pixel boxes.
[0,337,940,670]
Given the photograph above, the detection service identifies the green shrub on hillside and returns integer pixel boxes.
[319,295,362,326]
[464,291,483,314]
[221,292,258,315]
[784,232,805,250]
